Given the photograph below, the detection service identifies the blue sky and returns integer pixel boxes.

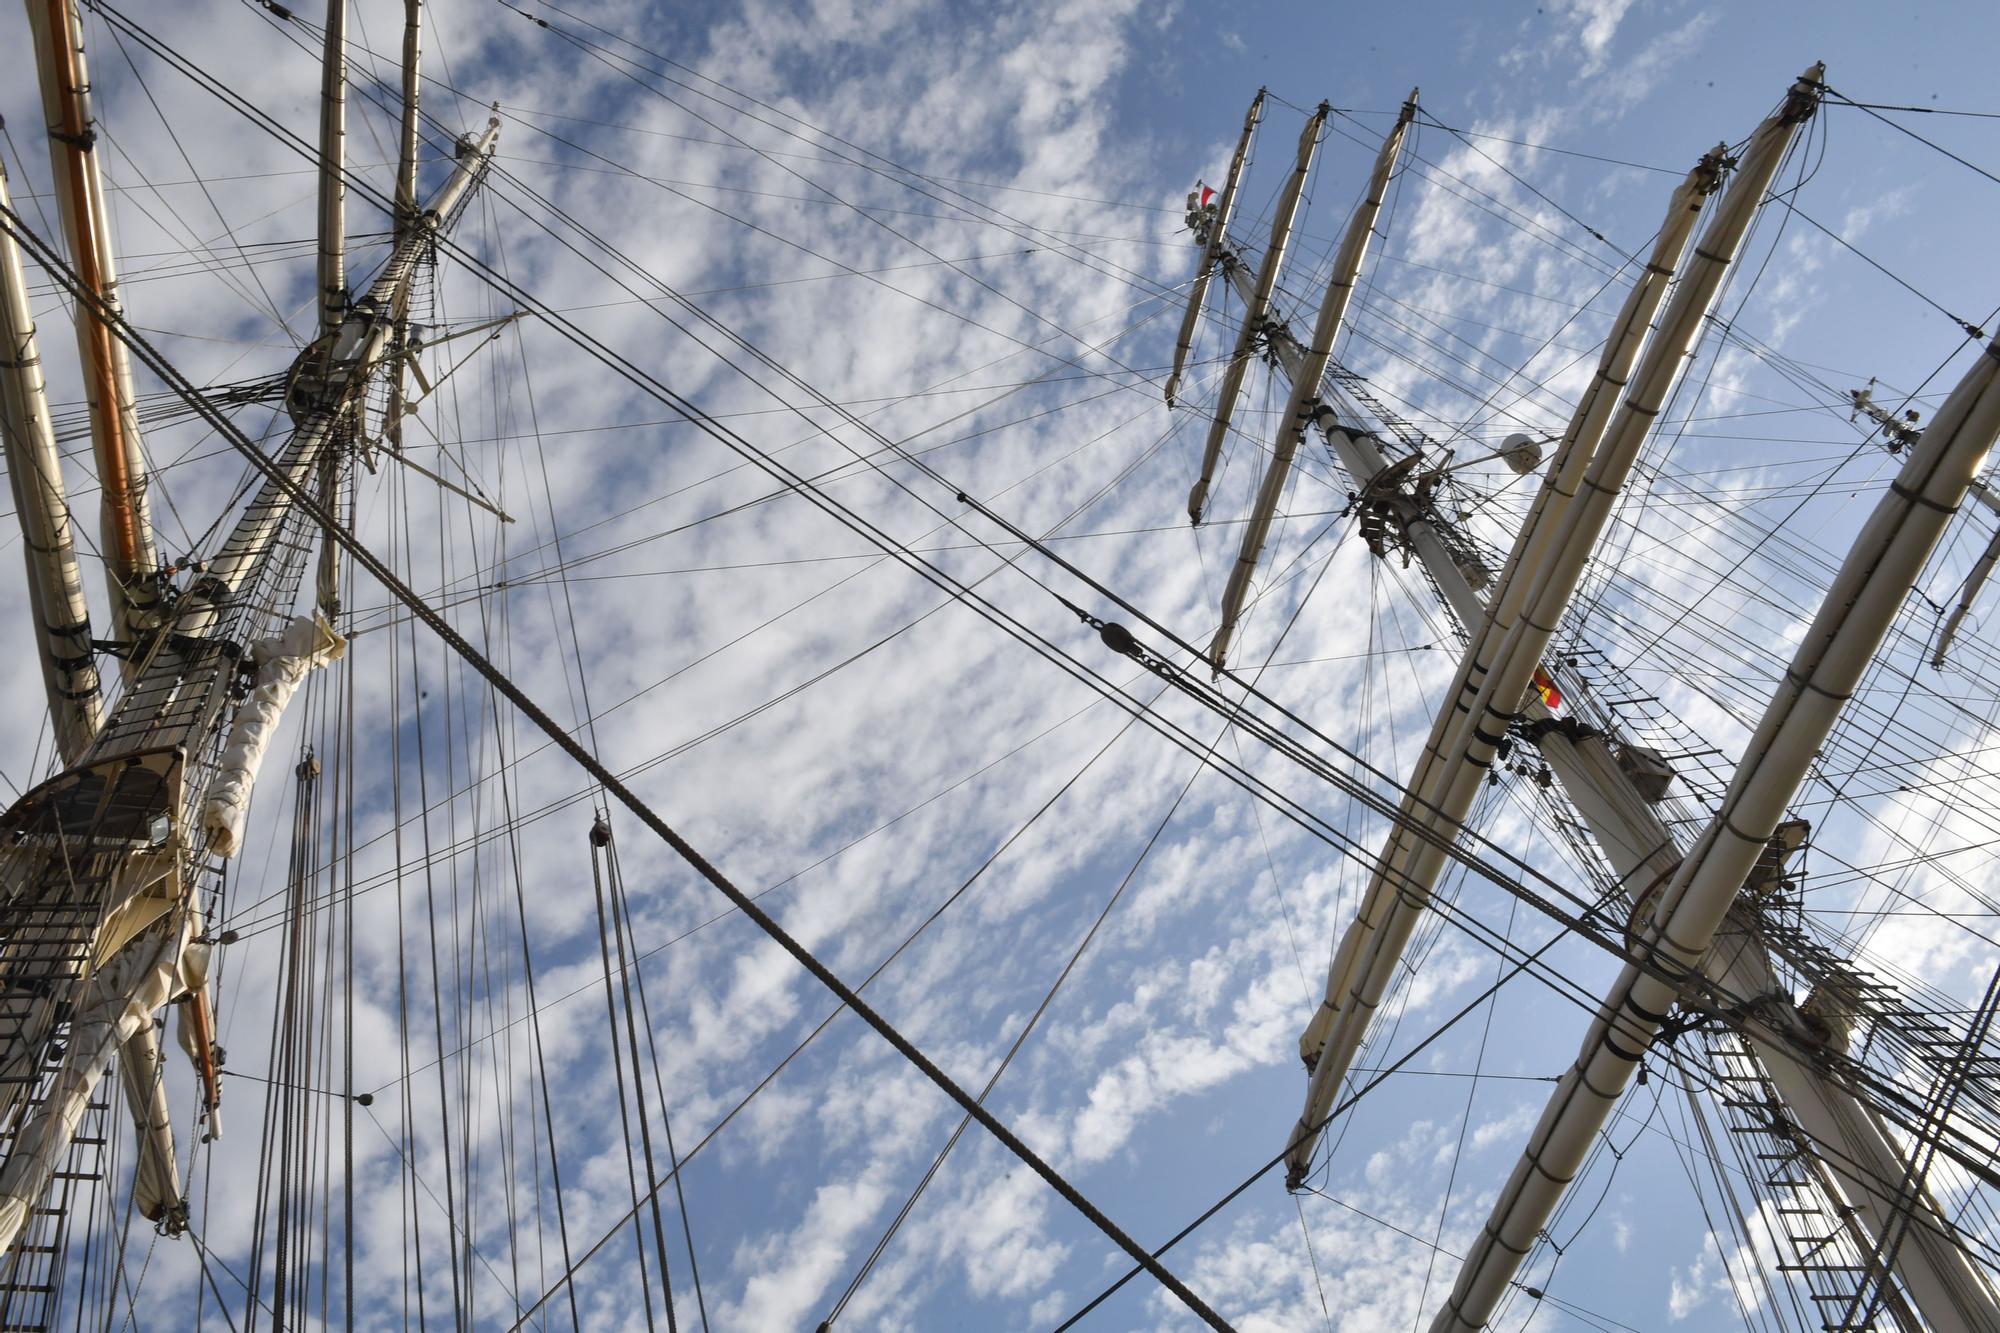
[2,0,1999,1329]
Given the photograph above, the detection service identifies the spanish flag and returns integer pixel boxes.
[1532,664,1562,710]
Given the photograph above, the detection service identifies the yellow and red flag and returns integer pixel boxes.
[1531,664,1562,710]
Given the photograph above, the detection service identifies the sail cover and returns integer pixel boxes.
[202,611,347,855]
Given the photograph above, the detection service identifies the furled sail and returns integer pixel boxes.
[0,914,194,1256]
[1186,101,1328,527]
[1207,93,1417,673]
[1164,89,1264,408]
[202,613,348,856]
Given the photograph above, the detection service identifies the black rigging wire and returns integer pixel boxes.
[1823,84,2000,190]
[0,190,1240,1333]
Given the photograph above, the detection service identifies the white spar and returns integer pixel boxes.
[1429,323,2000,1333]
[1208,93,1417,673]
[1282,133,1735,1183]
[1931,482,2000,667]
[1165,89,1264,408]
[1187,102,1328,526]
[1283,64,1823,1186]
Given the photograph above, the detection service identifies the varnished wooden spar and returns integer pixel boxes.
[25,0,160,650]
[395,0,424,236]
[1164,89,1263,409]
[1208,92,1416,673]
[317,0,348,336]
[1186,101,1326,527]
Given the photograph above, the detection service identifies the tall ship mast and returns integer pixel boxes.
[0,2,1996,1329]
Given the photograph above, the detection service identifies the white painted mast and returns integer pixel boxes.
[25,0,160,651]
[1186,101,1327,527]
[1280,132,1736,1176]
[0,151,101,763]
[1279,109,1759,1179]
[1209,92,1416,672]
[1164,89,1263,409]
[1168,63,1994,1328]
[1431,324,2000,1333]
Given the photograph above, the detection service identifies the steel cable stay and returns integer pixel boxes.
[337,344,1185,637]
[586,821,669,1332]
[949,489,2000,1198]
[479,0,1197,306]
[5,200,1251,1332]
[438,233,590,1326]
[1042,888,1639,1332]
[470,150,1189,246]
[26,187,1981,1331]
[287,1,1195,379]
[336,0,1728,506]
[1524,429,2000,847]
[156,39,1200,932]
[317,329,1185,629]
[95,16,300,343]
[218,370,1203,942]
[1571,530,2000,918]
[19,10,2000,1320]
[199,496,1736,1304]
[304,665,1163,1111]
[483,157,708,1326]
[1821,84,2000,192]
[820,485,1360,1328]
[812,685,1183,1328]
[1316,110,1625,282]
[439,432,592,1327]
